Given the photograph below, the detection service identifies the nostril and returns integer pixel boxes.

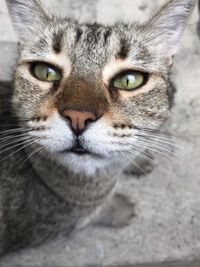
[65,116,72,123]
[85,118,95,127]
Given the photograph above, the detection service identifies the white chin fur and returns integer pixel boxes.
[56,153,120,176]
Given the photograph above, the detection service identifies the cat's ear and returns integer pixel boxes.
[6,0,49,40]
[145,0,196,60]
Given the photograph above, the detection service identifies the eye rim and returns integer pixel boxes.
[30,62,62,83]
[109,70,149,92]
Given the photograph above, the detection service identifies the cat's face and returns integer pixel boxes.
[7,0,195,176]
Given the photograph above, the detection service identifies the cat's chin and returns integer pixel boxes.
[56,152,121,177]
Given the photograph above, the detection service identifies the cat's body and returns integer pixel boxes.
[0,0,196,257]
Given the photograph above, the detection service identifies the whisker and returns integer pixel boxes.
[136,140,174,155]
[18,146,44,169]
[137,135,189,152]
[138,128,189,142]
[126,147,159,167]
[0,136,33,150]
[137,138,175,152]
[137,131,188,144]
[0,140,37,163]
[0,138,36,156]
[2,115,31,123]
[133,142,177,161]
[0,124,27,127]
[51,157,63,178]
[0,128,31,135]
[137,133,182,143]
[120,142,156,163]
[121,151,147,175]
[16,146,46,179]
[0,133,30,142]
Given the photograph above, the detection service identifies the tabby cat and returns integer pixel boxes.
[0,0,196,257]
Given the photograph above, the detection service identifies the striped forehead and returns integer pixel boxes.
[27,22,133,62]
[68,24,113,64]
[21,20,161,74]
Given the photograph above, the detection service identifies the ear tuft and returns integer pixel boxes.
[144,0,196,59]
[6,0,49,40]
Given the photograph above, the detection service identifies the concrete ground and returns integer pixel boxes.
[0,0,200,266]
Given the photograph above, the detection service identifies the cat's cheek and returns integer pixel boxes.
[29,112,74,153]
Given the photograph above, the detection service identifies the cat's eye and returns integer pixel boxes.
[32,63,62,82]
[112,71,146,91]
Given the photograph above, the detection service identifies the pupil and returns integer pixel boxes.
[47,68,54,79]
[126,77,129,86]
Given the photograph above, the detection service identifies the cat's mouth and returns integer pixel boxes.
[61,144,103,158]
[70,145,89,155]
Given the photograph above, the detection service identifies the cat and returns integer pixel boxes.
[0,0,196,257]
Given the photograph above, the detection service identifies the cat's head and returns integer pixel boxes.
[6,0,195,176]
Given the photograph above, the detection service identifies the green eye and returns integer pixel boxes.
[112,71,145,91]
[32,63,62,82]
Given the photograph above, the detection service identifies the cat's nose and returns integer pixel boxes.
[63,110,97,134]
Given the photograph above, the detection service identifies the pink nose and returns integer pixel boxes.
[63,110,96,133]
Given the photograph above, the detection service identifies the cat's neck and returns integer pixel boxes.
[29,150,120,206]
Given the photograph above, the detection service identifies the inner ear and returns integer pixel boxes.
[6,0,50,41]
[144,0,196,59]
